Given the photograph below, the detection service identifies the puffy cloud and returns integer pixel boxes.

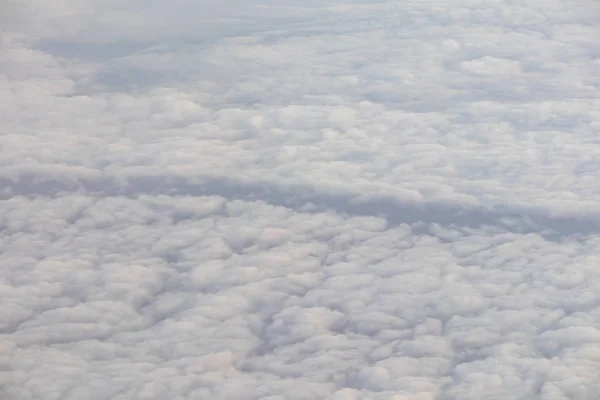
[2,0,600,399]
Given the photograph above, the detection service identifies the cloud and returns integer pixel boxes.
[2,0,600,399]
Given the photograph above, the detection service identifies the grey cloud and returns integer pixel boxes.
[4,0,600,399]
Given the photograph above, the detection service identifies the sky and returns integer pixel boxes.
[2,0,600,399]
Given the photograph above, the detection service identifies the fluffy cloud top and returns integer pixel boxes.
[2,0,600,399]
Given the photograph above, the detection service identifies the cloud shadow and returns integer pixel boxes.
[1,173,598,240]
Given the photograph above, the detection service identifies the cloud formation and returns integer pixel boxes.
[2,0,600,399]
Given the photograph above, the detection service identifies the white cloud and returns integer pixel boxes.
[2,0,600,399]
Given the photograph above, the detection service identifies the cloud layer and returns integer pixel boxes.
[2,0,600,399]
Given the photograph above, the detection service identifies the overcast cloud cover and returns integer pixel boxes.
[2,0,600,399]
